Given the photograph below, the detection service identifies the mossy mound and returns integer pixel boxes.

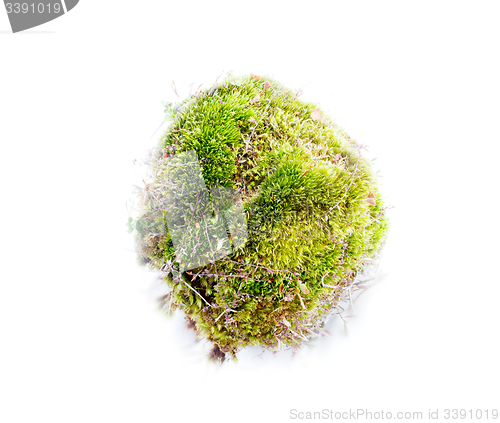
[130,74,389,361]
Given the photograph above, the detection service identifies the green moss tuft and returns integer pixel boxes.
[131,74,389,361]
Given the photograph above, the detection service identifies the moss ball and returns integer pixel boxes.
[132,74,389,361]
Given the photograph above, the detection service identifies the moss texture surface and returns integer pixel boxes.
[130,74,389,361]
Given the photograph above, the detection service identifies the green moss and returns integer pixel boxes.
[132,74,389,362]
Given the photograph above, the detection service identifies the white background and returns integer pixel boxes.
[1,1,499,422]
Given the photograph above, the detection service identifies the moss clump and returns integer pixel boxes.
[130,74,389,362]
